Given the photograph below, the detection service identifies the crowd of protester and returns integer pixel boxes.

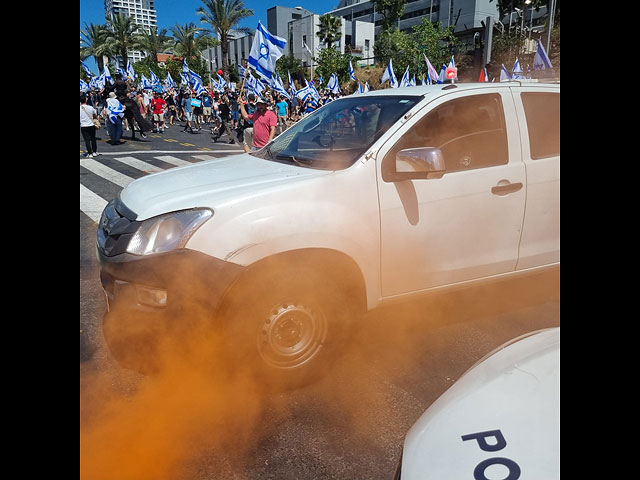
[80,77,344,157]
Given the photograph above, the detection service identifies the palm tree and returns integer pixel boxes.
[170,22,216,63]
[105,13,141,68]
[316,14,342,49]
[196,0,254,81]
[80,22,112,74]
[134,26,174,67]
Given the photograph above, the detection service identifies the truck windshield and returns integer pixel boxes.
[251,95,422,170]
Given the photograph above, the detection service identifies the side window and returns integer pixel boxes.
[521,92,560,159]
[383,93,508,177]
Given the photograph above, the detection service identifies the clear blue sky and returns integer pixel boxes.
[80,0,332,72]
[80,0,332,37]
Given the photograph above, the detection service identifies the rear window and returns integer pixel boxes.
[521,92,560,159]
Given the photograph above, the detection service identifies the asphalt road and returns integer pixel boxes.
[80,118,560,480]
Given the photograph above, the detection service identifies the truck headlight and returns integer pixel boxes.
[126,208,213,256]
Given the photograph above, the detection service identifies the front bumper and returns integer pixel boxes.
[97,247,245,372]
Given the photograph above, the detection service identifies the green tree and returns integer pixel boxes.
[133,27,174,68]
[313,47,356,86]
[80,22,112,74]
[105,13,141,67]
[170,23,216,64]
[315,14,342,48]
[373,0,406,31]
[374,19,462,85]
[196,0,254,81]
[276,54,305,87]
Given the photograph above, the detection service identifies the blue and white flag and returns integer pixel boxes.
[363,82,369,93]
[423,54,439,83]
[80,78,90,92]
[512,58,525,79]
[399,66,411,88]
[238,64,246,78]
[437,65,446,84]
[102,64,112,84]
[326,73,341,94]
[117,67,127,80]
[126,60,137,81]
[447,56,457,80]
[287,71,296,95]
[216,73,227,89]
[81,61,94,78]
[248,21,286,81]
[500,64,511,82]
[348,59,356,81]
[140,74,152,89]
[380,59,398,87]
[164,72,177,88]
[533,40,553,70]
[106,98,124,124]
[149,70,161,86]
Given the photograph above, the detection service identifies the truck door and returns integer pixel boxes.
[512,87,560,270]
[376,88,526,298]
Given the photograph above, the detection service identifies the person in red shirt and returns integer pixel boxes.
[238,95,277,150]
[150,90,167,133]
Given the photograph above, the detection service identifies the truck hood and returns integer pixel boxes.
[401,327,560,480]
[119,153,332,220]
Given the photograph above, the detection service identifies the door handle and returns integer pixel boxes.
[491,181,523,196]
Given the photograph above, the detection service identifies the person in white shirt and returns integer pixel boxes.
[80,93,100,157]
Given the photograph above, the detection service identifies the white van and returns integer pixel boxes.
[97,82,560,387]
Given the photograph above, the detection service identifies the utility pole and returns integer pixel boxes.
[546,0,556,55]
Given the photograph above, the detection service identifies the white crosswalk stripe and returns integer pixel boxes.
[80,153,228,222]
[153,155,194,167]
[80,184,108,222]
[114,156,164,174]
[80,158,135,187]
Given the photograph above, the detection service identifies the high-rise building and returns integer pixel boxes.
[104,0,157,66]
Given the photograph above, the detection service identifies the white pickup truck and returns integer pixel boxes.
[97,82,560,388]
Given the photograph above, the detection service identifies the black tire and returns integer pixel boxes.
[219,265,354,391]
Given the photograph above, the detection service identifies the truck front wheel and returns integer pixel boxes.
[219,265,355,390]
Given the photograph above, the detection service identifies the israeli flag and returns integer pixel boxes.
[512,58,525,79]
[295,83,312,102]
[126,60,137,81]
[216,73,227,89]
[248,21,286,81]
[140,74,152,90]
[106,98,124,124]
[364,82,369,92]
[399,66,411,88]
[437,65,446,84]
[348,59,356,81]
[238,64,246,78]
[149,70,161,86]
[288,71,296,93]
[164,72,177,88]
[326,73,341,94]
[533,40,553,70]
[380,59,398,87]
[81,61,94,78]
[500,64,511,82]
[117,67,127,80]
[101,65,112,85]
[80,78,90,92]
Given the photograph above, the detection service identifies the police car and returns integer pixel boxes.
[393,327,560,480]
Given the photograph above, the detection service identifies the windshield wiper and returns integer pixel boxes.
[275,154,313,167]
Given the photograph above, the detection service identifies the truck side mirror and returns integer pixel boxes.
[390,147,446,181]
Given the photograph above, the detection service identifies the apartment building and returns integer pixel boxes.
[104,0,158,65]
